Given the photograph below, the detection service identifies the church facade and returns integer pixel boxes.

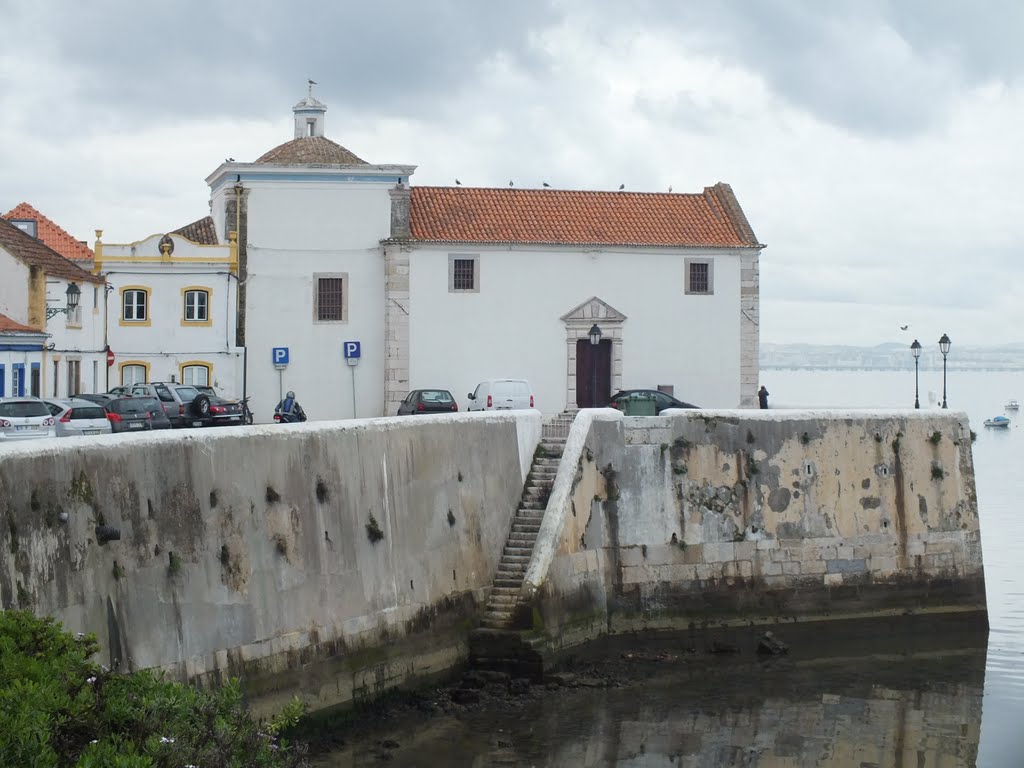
[204,90,763,421]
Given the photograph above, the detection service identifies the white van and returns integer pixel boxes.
[467,379,534,411]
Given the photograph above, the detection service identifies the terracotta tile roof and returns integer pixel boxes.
[255,136,367,165]
[0,312,40,334]
[172,215,218,245]
[0,218,104,284]
[408,182,762,248]
[3,202,94,261]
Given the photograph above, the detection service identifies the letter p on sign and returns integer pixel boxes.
[343,341,361,359]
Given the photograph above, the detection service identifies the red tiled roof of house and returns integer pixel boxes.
[408,183,762,248]
[3,202,94,261]
[0,312,42,333]
[0,218,104,284]
[172,215,218,245]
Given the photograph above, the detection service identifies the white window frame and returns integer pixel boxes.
[181,364,210,386]
[121,364,147,386]
[123,289,148,321]
[183,289,209,322]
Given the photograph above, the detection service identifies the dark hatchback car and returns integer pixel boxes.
[133,396,173,430]
[608,389,699,414]
[397,389,459,415]
[104,397,158,433]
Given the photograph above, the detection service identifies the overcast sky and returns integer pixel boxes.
[1,0,1020,347]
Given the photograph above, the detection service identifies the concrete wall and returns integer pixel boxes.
[408,244,747,415]
[0,410,541,715]
[524,409,986,647]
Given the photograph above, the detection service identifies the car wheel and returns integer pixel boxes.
[192,394,211,418]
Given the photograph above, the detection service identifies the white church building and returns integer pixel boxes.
[205,90,763,422]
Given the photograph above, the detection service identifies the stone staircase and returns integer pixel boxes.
[479,434,566,630]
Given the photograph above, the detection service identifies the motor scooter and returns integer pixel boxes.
[273,410,306,424]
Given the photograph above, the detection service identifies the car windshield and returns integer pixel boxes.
[70,406,106,420]
[174,386,201,401]
[0,401,49,417]
[420,390,454,403]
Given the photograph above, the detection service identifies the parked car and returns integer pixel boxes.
[397,389,459,415]
[128,382,211,428]
[0,397,56,442]
[608,389,699,414]
[133,396,173,430]
[104,397,155,433]
[193,386,245,426]
[466,379,534,411]
[43,399,112,437]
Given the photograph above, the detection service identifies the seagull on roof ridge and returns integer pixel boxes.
[542,182,550,187]
[455,179,461,185]
[618,183,625,191]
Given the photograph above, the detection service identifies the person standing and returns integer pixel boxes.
[758,385,769,410]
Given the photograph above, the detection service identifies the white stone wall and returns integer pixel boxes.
[407,244,747,415]
[0,250,29,321]
[241,182,396,421]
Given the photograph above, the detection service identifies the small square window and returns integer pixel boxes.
[313,273,348,323]
[448,254,480,293]
[685,259,714,295]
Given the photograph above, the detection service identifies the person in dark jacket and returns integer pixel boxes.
[274,391,307,422]
[758,385,769,409]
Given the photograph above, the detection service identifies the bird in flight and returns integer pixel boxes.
[618,183,625,191]
[900,325,909,331]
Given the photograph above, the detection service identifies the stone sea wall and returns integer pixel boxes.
[0,411,541,715]
[525,409,987,646]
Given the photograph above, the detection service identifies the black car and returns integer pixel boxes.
[133,396,173,430]
[104,397,155,433]
[76,392,122,406]
[397,389,459,415]
[608,389,699,415]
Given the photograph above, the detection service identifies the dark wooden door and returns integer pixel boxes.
[576,339,612,408]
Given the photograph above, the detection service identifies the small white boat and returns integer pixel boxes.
[985,416,1011,428]
[1006,399,1020,410]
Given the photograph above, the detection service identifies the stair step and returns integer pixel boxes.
[493,578,523,587]
[507,537,537,547]
[503,545,533,554]
[511,522,541,531]
[488,593,518,604]
[490,585,519,596]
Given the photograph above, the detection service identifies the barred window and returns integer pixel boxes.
[448,254,480,293]
[685,259,714,295]
[315,276,347,322]
[453,259,475,290]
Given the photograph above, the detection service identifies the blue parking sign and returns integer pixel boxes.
[272,347,289,366]
[343,341,361,359]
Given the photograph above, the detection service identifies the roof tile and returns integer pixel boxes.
[0,218,104,284]
[408,183,761,248]
[3,202,94,261]
[0,312,40,333]
[171,215,218,245]
[256,136,367,165]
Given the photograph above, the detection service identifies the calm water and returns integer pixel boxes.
[316,371,1023,767]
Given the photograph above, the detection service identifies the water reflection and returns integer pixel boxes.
[315,645,986,767]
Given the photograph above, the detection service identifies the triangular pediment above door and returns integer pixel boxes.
[560,296,627,324]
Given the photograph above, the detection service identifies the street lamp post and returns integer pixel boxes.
[938,333,951,409]
[45,282,81,320]
[588,323,602,408]
[910,339,921,409]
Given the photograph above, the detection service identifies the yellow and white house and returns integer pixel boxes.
[95,230,244,395]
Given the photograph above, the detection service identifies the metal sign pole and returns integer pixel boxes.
[351,364,357,419]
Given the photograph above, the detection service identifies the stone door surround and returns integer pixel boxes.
[561,297,625,411]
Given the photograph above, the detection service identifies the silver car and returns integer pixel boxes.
[43,398,112,437]
[0,397,56,442]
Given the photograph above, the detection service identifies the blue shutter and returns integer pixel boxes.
[13,364,25,396]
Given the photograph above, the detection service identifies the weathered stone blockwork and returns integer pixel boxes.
[525,410,987,648]
[0,412,541,715]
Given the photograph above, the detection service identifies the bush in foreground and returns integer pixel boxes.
[0,610,308,767]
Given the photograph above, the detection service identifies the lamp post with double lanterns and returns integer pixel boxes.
[588,323,602,408]
[45,282,81,320]
[939,333,951,409]
[910,340,921,409]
